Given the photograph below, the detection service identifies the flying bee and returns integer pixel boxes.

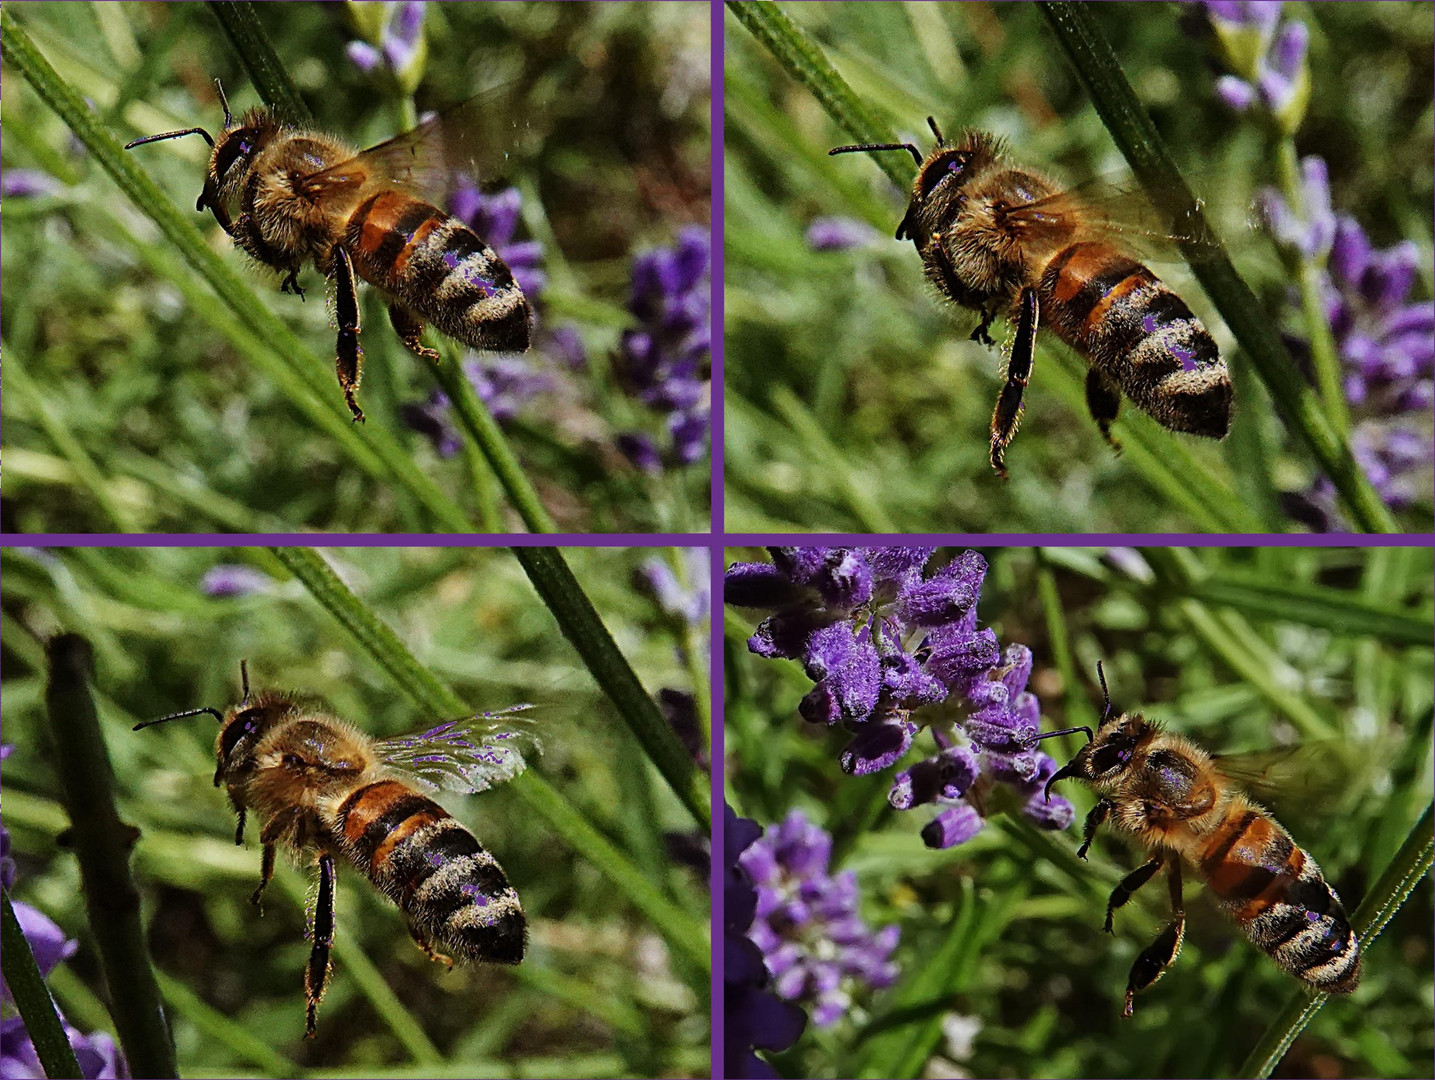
[830,121,1231,477]
[125,81,531,422]
[1026,664,1360,1016]
[135,662,538,1037]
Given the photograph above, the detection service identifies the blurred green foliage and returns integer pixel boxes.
[723,1,1433,532]
[1,2,711,533]
[725,545,1434,1079]
[1,544,710,1076]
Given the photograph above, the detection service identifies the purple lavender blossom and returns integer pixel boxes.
[806,216,880,252]
[1268,204,1435,524]
[1257,155,1335,259]
[614,227,711,469]
[725,548,1074,847]
[1191,2,1308,129]
[346,2,427,89]
[0,1017,127,1080]
[636,549,710,626]
[1,170,63,199]
[200,565,272,598]
[726,804,807,1078]
[740,810,899,1028]
[0,904,78,1005]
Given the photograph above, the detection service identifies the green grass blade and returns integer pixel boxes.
[1036,1,1397,534]
[512,547,709,830]
[205,0,312,122]
[151,969,299,1076]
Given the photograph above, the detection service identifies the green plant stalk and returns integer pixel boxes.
[1239,801,1434,1079]
[1034,550,1092,729]
[1275,138,1352,439]
[273,547,711,971]
[512,547,709,830]
[726,0,908,189]
[44,634,177,1079]
[206,0,312,122]
[0,10,478,533]
[1187,572,1433,646]
[1036,1,1395,533]
[151,969,299,1076]
[1,348,142,533]
[1,888,84,1080]
[431,351,558,533]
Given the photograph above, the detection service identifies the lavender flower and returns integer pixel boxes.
[1191,2,1309,131]
[1257,155,1335,259]
[636,549,710,627]
[1,170,62,199]
[806,216,880,252]
[726,804,807,1079]
[615,227,711,470]
[1,904,77,1005]
[726,548,1075,847]
[1268,204,1435,524]
[0,1017,127,1080]
[346,2,428,92]
[200,565,272,598]
[740,810,899,1028]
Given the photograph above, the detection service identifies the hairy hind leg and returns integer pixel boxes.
[1123,860,1186,1018]
[1085,367,1123,454]
[388,303,441,363]
[331,245,365,422]
[304,854,337,1038]
[408,923,455,969]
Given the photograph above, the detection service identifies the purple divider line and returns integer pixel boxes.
[709,0,727,1070]
[0,532,714,548]
[722,532,1435,548]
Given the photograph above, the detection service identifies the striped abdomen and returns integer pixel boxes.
[345,190,530,353]
[1197,805,1360,993]
[335,779,525,964]
[1037,241,1231,437]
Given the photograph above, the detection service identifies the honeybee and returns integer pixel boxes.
[830,121,1231,477]
[125,81,531,422]
[135,662,538,1037]
[1026,664,1360,1016]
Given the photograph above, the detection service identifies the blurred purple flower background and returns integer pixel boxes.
[740,809,899,1028]
[725,548,1074,848]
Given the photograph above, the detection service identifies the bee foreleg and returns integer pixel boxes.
[1085,368,1123,455]
[972,304,998,347]
[1123,861,1185,1018]
[331,246,366,423]
[408,922,455,969]
[989,286,1039,479]
[250,842,276,912]
[1077,798,1114,860]
[388,304,441,363]
[304,853,336,1038]
[1104,852,1165,933]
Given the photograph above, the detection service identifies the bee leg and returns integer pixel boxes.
[234,807,246,846]
[1085,368,1124,455]
[331,246,366,423]
[1104,852,1165,933]
[989,286,1039,479]
[388,303,441,363]
[304,853,337,1039]
[408,923,455,969]
[971,305,998,347]
[280,267,306,302]
[250,843,276,912]
[1076,798,1114,860]
[1123,862,1185,1018]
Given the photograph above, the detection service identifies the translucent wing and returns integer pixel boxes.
[373,704,541,795]
[1212,740,1377,821]
[1004,178,1226,265]
[295,92,535,205]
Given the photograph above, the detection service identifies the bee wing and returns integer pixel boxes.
[295,92,534,205]
[1005,180,1225,265]
[373,704,541,795]
[1212,740,1378,821]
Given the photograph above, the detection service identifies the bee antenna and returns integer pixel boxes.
[133,707,224,732]
[829,141,924,167]
[214,77,233,128]
[123,127,215,150]
[239,659,251,707]
[926,116,944,143]
[1096,660,1113,724]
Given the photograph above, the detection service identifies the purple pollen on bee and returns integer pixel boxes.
[1142,313,1159,333]
[460,883,492,905]
[442,250,495,297]
[1172,342,1202,372]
